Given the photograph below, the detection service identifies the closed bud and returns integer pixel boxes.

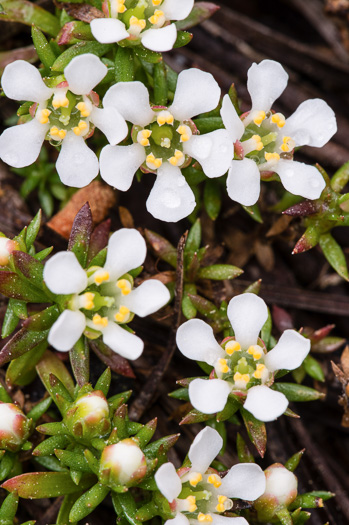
[0,403,31,452]
[253,463,298,521]
[99,438,147,488]
[0,237,19,266]
[64,391,111,441]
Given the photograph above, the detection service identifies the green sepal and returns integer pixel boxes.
[69,482,109,522]
[272,382,325,402]
[2,471,96,498]
[31,26,56,69]
[291,509,311,525]
[276,506,292,525]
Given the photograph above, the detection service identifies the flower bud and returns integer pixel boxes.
[253,464,298,521]
[0,403,31,452]
[99,438,147,488]
[0,237,19,266]
[64,391,111,441]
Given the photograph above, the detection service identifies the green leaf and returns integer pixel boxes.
[261,309,272,347]
[35,246,53,261]
[68,203,93,267]
[0,491,19,520]
[242,203,263,223]
[168,387,189,401]
[26,395,52,421]
[115,46,135,82]
[0,327,49,366]
[51,42,111,72]
[6,339,47,387]
[204,179,222,220]
[24,305,60,332]
[70,336,89,388]
[175,2,220,30]
[12,251,45,289]
[272,382,325,402]
[0,271,48,302]
[26,210,42,249]
[216,395,240,422]
[57,20,94,45]
[330,160,349,192]
[187,294,219,319]
[285,449,305,472]
[303,355,325,382]
[186,219,201,253]
[31,26,56,69]
[95,367,111,397]
[134,46,162,64]
[0,0,60,36]
[319,233,349,281]
[55,449,92,473]
[153,60,168,106]
[197,264,243,280]
[182,284,197,319]
[1,299,20,338]
[173,30,192,48]
[194,117,224,134]
[69,483,109,521]
[2,472,96,498]
[236,433,255,463]
[144,230,177,268]
[114,491,142,525]
[33,435,71,457]
[36,350,75,398]
[241,407,267,457]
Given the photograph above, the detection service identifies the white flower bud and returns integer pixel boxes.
[99,439,147,488]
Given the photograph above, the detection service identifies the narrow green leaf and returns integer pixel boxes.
[51,42,111,72]
[330,160,349,192]
[26,209,42,249]
[241,407,267,457]
[153,60,168,105]
[68,203,93,267]
[242,203,263,223]
[236,433,255,463]
[31,26,56,69]
[0,327,49,366]
[6,339,47,387]
[36,350,75,397]
[69,483,109,521]
[319,233,349,281]
[175,2,220,30]
[197,264,243,280]
[134,46,162,64]
[70,336,89,388]
[194,117,224,134]
[303,355,325,382]
[272,382,325,402]
[115,46,135,82]
[0,0,60,36]
[1,299,20,338]
[204,179,222,220]
[2,472,96,498]
[144,230,177,268]
[114,491,142,525]
[0,271,48,302]
[173,30,192,48]
[285,449,305,472]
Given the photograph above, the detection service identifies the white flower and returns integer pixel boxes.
[100,69,233,221]
[91,0,194,52]
[0,54,128,187]
[220,60,337,206]
[176,293,311,422]
[155,427,266,525]
[44,228,170,358]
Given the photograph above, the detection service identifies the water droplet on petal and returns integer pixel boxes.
[160,189,181,209]
[192,137,212,160]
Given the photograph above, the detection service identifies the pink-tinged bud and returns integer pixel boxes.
[253,464,298,521]
[64,391,111,441]
[99,439,147,488]
[0,403,31,452]
[0,237,19,266]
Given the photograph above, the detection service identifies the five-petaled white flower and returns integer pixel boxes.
[220,60,337,206]
[176,293,311,422]
[155,426,266,525]
[0,54,128,188]
[91,0,194,52]
[99,68,232,222]
[44,228,170,358]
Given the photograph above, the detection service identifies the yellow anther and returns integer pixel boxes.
[271,113,286,128]
[130,16,146,29]
[140,138,149,146]
[120,306,130,315]
[78,120,88,130]
[114,306,130,323]
[50,126,59,136]
[253,364,266,379]
[225,341,241,355]
[234,372,250,384]
[177,124,191,142]
[116,0,126,13]
[93,314,109,327]
[82,292,95,310]
[52,99,61,109]
[154,158,162,168]
[198,514,213,523]
[152,0,162,4]
[218,358,229,374]
[149,10,164,24]
[216,505,225,513]
[169,150,184,167]
[117,279,132,296]
[177,125,186,135]
[76,102,86,112]
[142,130,152,138]
[186,495,197,513]
[73,127,81,136]
[264,152,280,162]
[248,345,262,360]
[42,109,51,117]
[253,111,266,125]
[147,154,155,163]
[94,270,110,285]
[40,117,49,124]
[146,154,162,169]
[58,129,66,139]
[218,496,227,504]
[252,134,264,151]
[281,143,289,152]
[189,472,202,487]
[207,474,222,488]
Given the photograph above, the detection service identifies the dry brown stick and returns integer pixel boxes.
[129,232,187,421]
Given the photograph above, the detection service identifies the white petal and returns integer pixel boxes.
[0,119,46,168]
[274,160,326,200]
[244,385,288,422]
[44,251,87,295]
[103,82,154,126]
[155,463,182,501]
[100,144,145,191]
[189,426,223,473]
[90,106,128,145]
[247,60,288,111]
[48,310,86,352]
[64,53,107,95]
[188,378,231,415]
[146,164,196,222]
[165,515,190,525]
[227,293,268,350]
[176,319,224,365]
[220,95,245,142]
[90,18,129,45]
[123,280,170,317]
[183,130,233,178]
[226,159,260,206]
[264,330,311,372]
[1,60,52,102]
[282,99,337,148]
[162,0,194,20]
[105,228,147,280]
[102,322,144,360]
[56,133,99,188]
[141,25,177,52]
[220,463,266,501]
[212,516,248,525]
[169,68,221,121]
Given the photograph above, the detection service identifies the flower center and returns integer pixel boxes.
[133,110,193,171]
[108,0,166,35]
[36,90,93,143]
[177,471,233,520]
[214,339,271,390]
[239,111,296,170]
